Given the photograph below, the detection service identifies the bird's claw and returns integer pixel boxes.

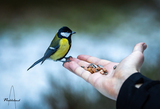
[61,56,73,66]
[65,56,73,60]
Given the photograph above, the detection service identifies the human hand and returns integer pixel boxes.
[64,42,147,100]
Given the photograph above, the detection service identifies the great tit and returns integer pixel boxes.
[27,26,76,71]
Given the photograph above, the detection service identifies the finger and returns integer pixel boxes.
[67,61,105,87]
[69,57,90,67]
[64,59,106,84]
[64,61,92,82]
[64,57,90,68]
[132,42,147,53]
[77,55,111,67]
[130,42,147,71]
[63,61,74,73]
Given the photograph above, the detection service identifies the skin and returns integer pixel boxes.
[63,42,147,100]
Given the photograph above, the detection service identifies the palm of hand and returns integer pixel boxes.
[64,43,146,100]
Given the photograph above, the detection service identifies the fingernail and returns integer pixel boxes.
[142,43,147,50]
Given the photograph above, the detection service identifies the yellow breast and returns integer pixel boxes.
[50,38,70,60]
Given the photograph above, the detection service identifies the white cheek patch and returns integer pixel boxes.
[60,32,71,37]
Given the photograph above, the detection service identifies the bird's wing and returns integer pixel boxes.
[41,37,61,63]
[27,39,60,71]
[41,44,60,64]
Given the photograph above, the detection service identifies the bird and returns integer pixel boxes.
[27,26,76,71]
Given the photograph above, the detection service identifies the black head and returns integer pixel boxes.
[58,26,76,38]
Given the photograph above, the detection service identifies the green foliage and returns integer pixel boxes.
[0,0,160,33]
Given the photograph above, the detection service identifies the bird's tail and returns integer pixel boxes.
[27,57,43,71]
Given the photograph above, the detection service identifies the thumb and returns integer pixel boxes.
[133,42,147,53]
[131,42,147,71]
[118,42,147,74]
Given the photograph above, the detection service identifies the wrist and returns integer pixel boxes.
[115,72,140,100]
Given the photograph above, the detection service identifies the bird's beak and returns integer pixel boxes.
[72,31,76,34]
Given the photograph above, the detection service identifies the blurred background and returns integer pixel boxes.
[0,0,160,109]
